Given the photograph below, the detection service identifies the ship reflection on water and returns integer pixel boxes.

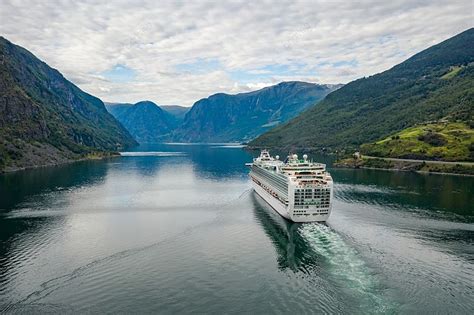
[251,192,322,272]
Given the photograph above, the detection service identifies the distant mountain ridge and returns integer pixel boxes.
[250,28,474,153]
[0,36,137,172]
[106,103,189,124]
[106,82,339,144]
[173,81,341,143]
[106,101,184,143]
[105,102,134,118]
[161,105,189,122]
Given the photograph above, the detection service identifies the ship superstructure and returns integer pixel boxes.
[248,150,333,222]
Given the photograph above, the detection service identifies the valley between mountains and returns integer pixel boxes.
[1,28,473,174]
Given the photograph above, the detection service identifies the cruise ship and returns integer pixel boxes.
[247,150,333,222]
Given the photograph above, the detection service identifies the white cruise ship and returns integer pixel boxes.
[247,150,333,222]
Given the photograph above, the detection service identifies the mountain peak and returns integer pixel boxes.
[134,100,159,107]
[106,101,175,143]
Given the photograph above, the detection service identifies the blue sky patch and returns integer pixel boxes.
[332,60,358,68]
[101,64,136,83]
[175,58,221,74]
[230,63,315,83]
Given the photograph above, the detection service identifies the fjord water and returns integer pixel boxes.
[0,144,472,313]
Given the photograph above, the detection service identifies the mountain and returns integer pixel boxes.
[161,105,189,123]
[104,102,134,118]
[106,101,176,143]
[249,28,474,153]
[173,81,340,143]
[106,82,338,144]
[0,37,137,172]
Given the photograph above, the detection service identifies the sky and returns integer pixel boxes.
[1,0,472,106]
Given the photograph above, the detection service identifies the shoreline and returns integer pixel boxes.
[333,156,474,177]
[0,152,121,174]
[334,164,474,177]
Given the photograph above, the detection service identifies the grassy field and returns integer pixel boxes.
[360,122,474,161]
[441,65,464,79]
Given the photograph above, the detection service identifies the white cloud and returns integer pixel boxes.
[1,0,472,106]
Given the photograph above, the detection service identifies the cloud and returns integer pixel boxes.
[0,0,472,106]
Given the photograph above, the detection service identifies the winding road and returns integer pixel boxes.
[363,155,474,166]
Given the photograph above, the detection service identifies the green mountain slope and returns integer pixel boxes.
[0,37,137,171]
[174,81,341,143]
[361,122,474,161]
[249,28,474,152]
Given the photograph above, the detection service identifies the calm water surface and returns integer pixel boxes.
[0,144,473,313]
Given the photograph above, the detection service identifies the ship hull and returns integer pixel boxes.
[252,181,331,223]
[252,181,290,219]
